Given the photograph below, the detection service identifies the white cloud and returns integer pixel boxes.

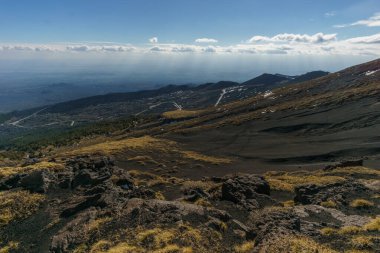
[67,45,90,52]
[171,46,196,53]
[1,32,379,56]
[325,11,336,17]
[149,37,158,43]
[202,46,217,53]
[195,38,218,43]
[150,46,167,52]
[334,12,380,28]
[345,33,380,44]
[248,33,337,44]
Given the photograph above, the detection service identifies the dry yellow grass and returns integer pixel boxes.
[350,199,374,209]
[181,247,193,253]
[107,243,143,253]
[127,170,175,187]
[89,240,110,253]
[320,200,337,208]
[338,226,362,235]
[89,224,213,253]
[90,240,145,253]
[260,235,339,253]
[234,241,255,253]
[0,190,45,226]
[0,242,19,253]
[345,250,373,253]
[265,172,345,192]
[194,198,212,207]
[181,151,231,164]
[153,244,181,253]
[364,217,380,231]
[154,191,166,200]
[181,180,218,192]
[282,200,295,207]
[0,161,64,179]
[69,136,173,155]
[321,166,380,177]
[266,178,294,192]
[136,228,176,248]
[88,217,113,232]
[162,110,203,120]
[350,236,375,249]
[127,155,159,165]
[73,244,88,253]
[320,227,336,236]
[178,224,202,243]
[67,135,231,165]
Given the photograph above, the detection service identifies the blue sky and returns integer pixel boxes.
[0,0,379,86]
[0,0,379,44]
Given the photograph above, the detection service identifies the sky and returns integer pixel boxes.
[0,0,380,87]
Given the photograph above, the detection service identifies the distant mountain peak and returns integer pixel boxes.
[242,71,329,87]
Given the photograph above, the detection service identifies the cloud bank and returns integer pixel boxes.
[1,32,379,57]
[248,33,337,44]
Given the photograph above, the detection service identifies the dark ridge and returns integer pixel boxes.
[195,81,239,91]
[241,73,291,86]
[45,84,192,113]
[260,123,330,134]
[288,71,329,84]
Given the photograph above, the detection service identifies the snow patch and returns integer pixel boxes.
[263,90,273,98]
[365,69,379,76]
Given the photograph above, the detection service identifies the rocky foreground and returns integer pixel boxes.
[0,155,379,253]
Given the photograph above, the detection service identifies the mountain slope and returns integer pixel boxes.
[129,59,380,168]
[0,60,379,253]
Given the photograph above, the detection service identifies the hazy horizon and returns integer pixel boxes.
[1,0,379,89]
[1,0,379,112]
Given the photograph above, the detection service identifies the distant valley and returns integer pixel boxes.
[0,59,379,253]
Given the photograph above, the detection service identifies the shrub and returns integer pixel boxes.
[0,190,45,225]
[350,199,374,209]
[107,243,143,253]
[88,217,112,232]
[320,200,337,208]
[338,226,362,235]
[282,200,295,207]
[364,217,380,231]
[234,241,255,253]
[194,198,212,207]
[351,236,374,249]
[260,235,339,253]
[154,191,166,200]
[0,242,19,253]
[320,227,336,236]
[162,110,203,120]
[264,173,345,192]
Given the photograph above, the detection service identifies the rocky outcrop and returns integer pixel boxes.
[249,207,301,250]
[294,205,372,228]
[324,159,363,170]
[50,198,232,252]
[51,208,99,253]
[221,174,275,210]
[0,173,25,190]
[183,187,211,202]
[19,170,51,193]
[0,156,118,193]
[121,198,231,226]
[294,180,371,205]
